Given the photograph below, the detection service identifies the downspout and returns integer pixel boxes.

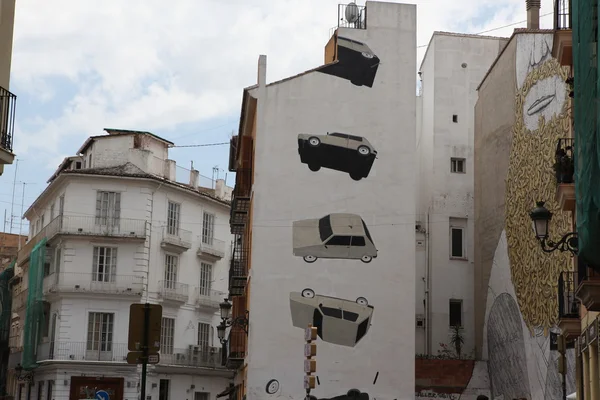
[425,207,431,355]
[146,182,165,302]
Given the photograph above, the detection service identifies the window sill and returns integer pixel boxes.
[450,257,468,261]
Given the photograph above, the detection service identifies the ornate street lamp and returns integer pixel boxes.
[218,298,249,344]
[529,201,578,255]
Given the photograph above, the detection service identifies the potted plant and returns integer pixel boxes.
[554,148,574,184]
[449,325,465,359]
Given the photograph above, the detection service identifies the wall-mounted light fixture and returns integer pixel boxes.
[217,298,249,344]
[529,201,578,255]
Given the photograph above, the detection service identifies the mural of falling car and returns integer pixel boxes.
[289,289,374,347]
[317,36,380,87]
[293,213,377,263]
[306,389,370,400]
[297,133,377,181]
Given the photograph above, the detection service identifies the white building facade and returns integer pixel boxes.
[416,32,508,357]
[8,129,234,400]
[227,2,418,399]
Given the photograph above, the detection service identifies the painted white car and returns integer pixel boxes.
[289,289,374,348]
[293,213,377,263]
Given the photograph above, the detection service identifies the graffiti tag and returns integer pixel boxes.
[415,392,459,399]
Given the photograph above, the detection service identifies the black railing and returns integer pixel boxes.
[558,271,580,318]
[225,326,246,367]
[228,136,239,172]
[229,239,249,296]
[555,0,572,30]
[0,87,16,153]
[337,3,366,29]
[554,138,575,184]
[233,168,252,198]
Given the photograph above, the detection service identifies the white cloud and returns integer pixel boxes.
[11,0,555,157]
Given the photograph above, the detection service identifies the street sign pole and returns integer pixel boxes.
[141,303,150,400]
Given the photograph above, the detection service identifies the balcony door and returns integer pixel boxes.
[95,191,121,234]
[86,312,114,361]
[167,201,181,237]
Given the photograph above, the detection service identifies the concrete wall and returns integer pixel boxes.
[418,33,507,358]
[0,0,15,90]
[245,2,417,399]
[475,31,576,400]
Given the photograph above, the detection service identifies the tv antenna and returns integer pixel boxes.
[345,2,360,23]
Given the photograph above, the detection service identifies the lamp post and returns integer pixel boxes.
[529,201,578,255]
[217,298,249,345]
[14,363,33,382]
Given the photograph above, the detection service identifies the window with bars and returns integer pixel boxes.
[194,393,209,400]
[197,322,211,349]
[95,191,121,225]
[164,254,178,289]
[202,212,215,245]
[161,317,175,355]
[199,263,212,296]
[86,312,114,351]
[93,247,117,282]
[451,158,466,173]
[167,201,181,236]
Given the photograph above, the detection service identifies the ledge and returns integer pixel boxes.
[556,183,576,212]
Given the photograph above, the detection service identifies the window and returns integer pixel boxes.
[87,312,114,351]
[449,218,467,259]
[351,236,366,246]
[54,247,61,275]
[449,300,463,327]
[167,201,180,236]
[199,263,212,296]
[95,191,121,225]
[194,393,209,400]
[197,322,211,349]
[452,114,458,123]
[318,215,333,242]
[164,254,178,289]
[93,247,117,282]
[202,212,215,245]
[161,317,175,355]
[159,379,170,400]
[41,214,45,228]
[50,202,55,221]
[88,153,92,168]
[451,158,466,173]
[46,380,53,400]
[326,236,351,246]
[42,302,51,337]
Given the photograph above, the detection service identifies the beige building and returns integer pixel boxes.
[0,0,17,176]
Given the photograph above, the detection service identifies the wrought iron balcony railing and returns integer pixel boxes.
[43,272,144,296]
[159,346,223,369]
[337,3,366,29]
[558,271,580,319]
[195,287,227,309]
[161,226,192,250]
[233,168,252,198]
[224,326,246,369]
[158,280,189,303]
[198,237,226,259]
[0,87,16,153]
[37,341,128,363]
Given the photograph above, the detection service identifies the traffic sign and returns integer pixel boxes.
[128,303,162,352]
[95,390,110,400]
[126,351,160,365]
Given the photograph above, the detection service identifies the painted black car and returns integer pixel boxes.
[306,389,369,400]
[297,132,377,181]
[317,36,380,88]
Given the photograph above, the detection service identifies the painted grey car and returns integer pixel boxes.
[290,289,374,347]
[292,213,377,263]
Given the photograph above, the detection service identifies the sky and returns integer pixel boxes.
[0,0,554,235]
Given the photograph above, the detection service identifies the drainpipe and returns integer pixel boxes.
[146,182,165,302]
[425,208,432,355]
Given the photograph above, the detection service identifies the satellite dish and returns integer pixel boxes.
[345,2,360,23]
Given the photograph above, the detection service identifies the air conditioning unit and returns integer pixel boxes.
[416,314,425,328]
[176,353,186,361]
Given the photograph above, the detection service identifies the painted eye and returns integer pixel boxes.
[356,297,368,306]
[266,379,280,394]
[302,288,315,298]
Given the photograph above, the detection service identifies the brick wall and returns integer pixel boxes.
[415,359,476,394]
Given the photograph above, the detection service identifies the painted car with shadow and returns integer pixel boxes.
[297,132,377,181]
[290,288,374,347]
[293,213,377,263]
[306,389,370,400]
[317,35,380,88]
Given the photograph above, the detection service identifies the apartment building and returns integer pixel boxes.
[224,2,417,399]
[0,0,17,176]
[416,32,508,356]
[7,129,234,400]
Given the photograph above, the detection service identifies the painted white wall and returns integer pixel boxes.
[245,2,416,399]
[418,33,506,357]
[16,135,234,399]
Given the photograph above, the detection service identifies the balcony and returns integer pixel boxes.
[195,288,227,310]
[224,327,246,369]
[197,238,226,260]
[552,0,572,66]
[229,242,249,297]
[36,341,128,363]
[230,168,252,235]
[554,138,575,212]
[558,271,581,339]
[42,272,144,298]
[0,87,16,168]
[161,226,192,253]
[576,259,600,312]
[158,280,189,303]
[159,346,224,370]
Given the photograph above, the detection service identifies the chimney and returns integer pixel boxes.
[526,0,541,30]
[189,168,199,188]
[164,160,176,181]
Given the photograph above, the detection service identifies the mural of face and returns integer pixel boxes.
[316,36,380,87]
[297,133,377,181]
[292,213,378,263]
